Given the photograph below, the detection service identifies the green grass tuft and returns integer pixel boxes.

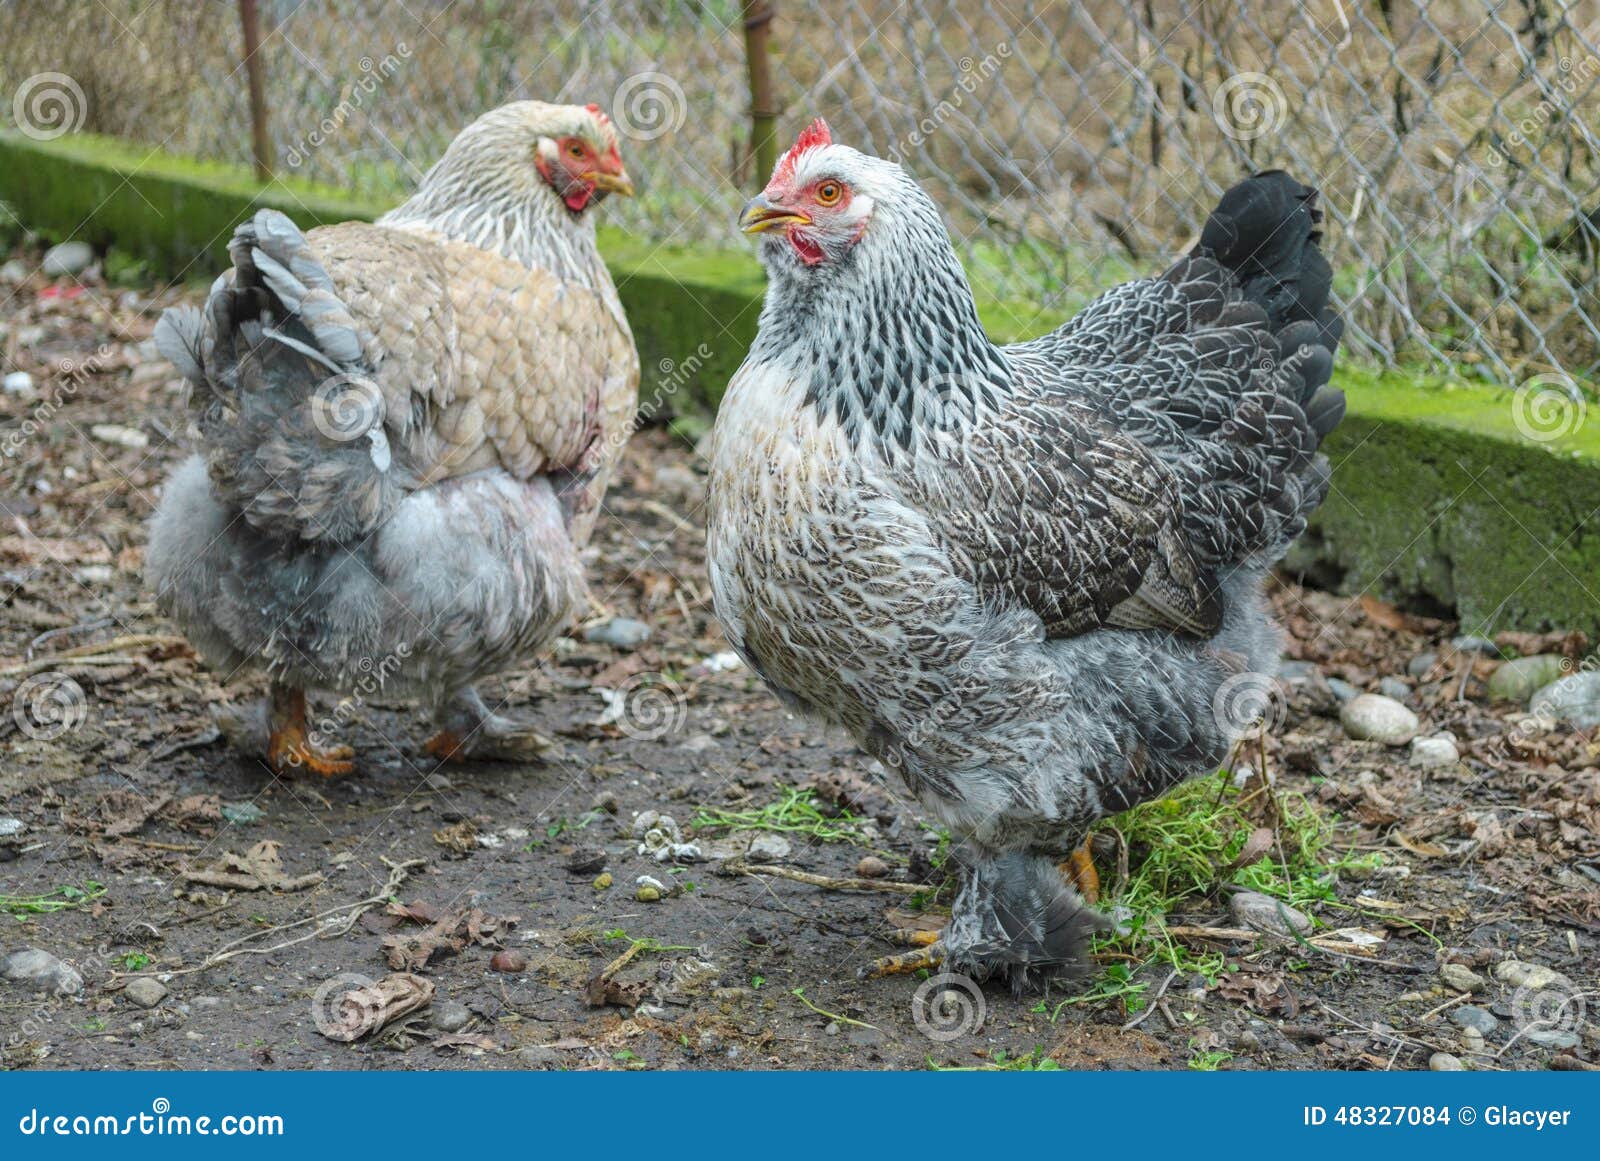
[694,785,870,846]
[2,881,106,919]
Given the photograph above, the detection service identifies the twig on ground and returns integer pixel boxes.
[724,858,933,896]
[120,856,424,981]
[1122,968,1179,1031]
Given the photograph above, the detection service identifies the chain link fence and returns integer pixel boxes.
[3,0,1599,386]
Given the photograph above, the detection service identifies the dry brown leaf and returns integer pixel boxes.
[181,840,323,891]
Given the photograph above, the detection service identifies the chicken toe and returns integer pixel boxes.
[265,686,355,777]
[425,688,555,764]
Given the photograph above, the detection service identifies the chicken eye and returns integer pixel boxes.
[567,141,586,160]
[815,181,843,206]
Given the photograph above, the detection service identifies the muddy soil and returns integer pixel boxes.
[2,258,1597,1072]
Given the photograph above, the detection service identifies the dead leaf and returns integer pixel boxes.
[318,973,434,1043]
[381,906,519,971]
[181,840,323,891]
[1391,831,1449,859]
[432,819,478,857]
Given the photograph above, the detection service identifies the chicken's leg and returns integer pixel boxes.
[424,686,555,763]
[861,927,946,978]
[265,684,355,776]
[1059,840,1100,904]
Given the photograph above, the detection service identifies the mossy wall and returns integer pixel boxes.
[2,131,1597,634]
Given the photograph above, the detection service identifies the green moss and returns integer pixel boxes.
[3,131,1598,633]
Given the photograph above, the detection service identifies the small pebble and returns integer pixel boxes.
[3,371,35,400]
[432,1000,471,1033]
[1429,1051,1466,1071]
[1411,734,1459,769]
[593,872,613,891]
[1,947,83,995]
[591,790,620,814]
[42,240,93,276]
[746,833,791,861]
[1524,1029,1580,1050]
[1493,961,1562,990]
[1339,693,1418,745]
[1439,962,1485,993]
[855,856,889,879]
[1450,635,1500,656]
[1451,1006,1498,1034]
[489,950,527,973]
[123,978,168,1009]
[1229,891,1313,937]
[89,423,149,450]
[1378,676,1411,702]
[1407,652,1439,679]
[1486,655,1566,702]
[1460,1026,1485,1053]
[1325,677,1360,704]
[1529,672,1600,730]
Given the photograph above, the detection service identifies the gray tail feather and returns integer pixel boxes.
[156,210,405,543]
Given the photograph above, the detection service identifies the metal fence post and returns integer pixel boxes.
[742,0,777,189]
[238,0,272,181]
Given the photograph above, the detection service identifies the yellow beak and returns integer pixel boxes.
[585,171,635,197]
[740,195,811,233]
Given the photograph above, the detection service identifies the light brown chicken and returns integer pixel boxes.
[147,101,639,774]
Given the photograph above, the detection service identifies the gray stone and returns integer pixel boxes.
[1229,891,1313,937]
[517,1045,563,1068]
[1277,660,1320,681]
[1529,672,1600,730]
[3,371,34,400]
[1439,962,1485,993]
[123,978,168,1009]
[0,258,30,284]
[1451,1006,1498,1034]
[1487,655,1567,702]
[41,240,93,277]
[582,617,653,650]
[2,948,83,995]
[1407,653,1439,679]
[1493,961,1562,990]
[1378,676,1412,702]
[1340,694,1419,745]
[1451,635,1500,656]
[432,1000,471,1033]
[0,818,23,837]
[1326,678,1360,703]
[746,833,792,861]
[1522,1029,1579,1050]
[1429,1051,1466,1071]
[1411,734,1459,769]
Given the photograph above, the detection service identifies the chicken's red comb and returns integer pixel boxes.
[774,118,832,181]
[585,102,610,124]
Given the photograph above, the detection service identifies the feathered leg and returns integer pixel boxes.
[265,684,355,777]
[424,686,555,764]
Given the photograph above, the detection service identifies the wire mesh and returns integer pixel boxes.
[2,0,1598,384]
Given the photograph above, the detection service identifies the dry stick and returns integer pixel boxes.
[1,634,188,679]
[1121,967,1179,1032]
[725,858,934,896]
[119,857,424,982]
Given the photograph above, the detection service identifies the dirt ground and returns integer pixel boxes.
[2,258,1599,1073]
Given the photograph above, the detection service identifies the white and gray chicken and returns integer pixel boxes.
[707,120,1344,987]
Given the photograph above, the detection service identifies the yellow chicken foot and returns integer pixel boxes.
[265,685,355,777]
[1059,840,1101,904]
[859,927,946,979]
